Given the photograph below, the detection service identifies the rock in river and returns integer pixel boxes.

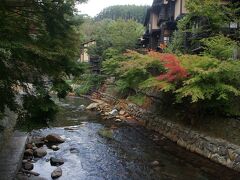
[46,134,65,143]
[115,119,122,122]
[26,143,33,149]
[79,104,86,110]
[51,167,62,179]
[34,148,47,158]
[32,137,45,147]
[70,148,79,154]
[24,149,33,156]
[109,109,118,116]
[51,145,60,151]
[151,161,160,166]
[98,129,114,139]
[50,157,64,166]
[23,162,34,170]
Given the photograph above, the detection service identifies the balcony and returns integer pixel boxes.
[166,21,177,30]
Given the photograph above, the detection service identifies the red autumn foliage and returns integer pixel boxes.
[148,51,188,82]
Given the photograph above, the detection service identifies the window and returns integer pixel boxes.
[164,36,170,44]
[230,22,238,29]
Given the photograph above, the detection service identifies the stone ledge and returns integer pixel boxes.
[147,117,240,172]
[0,131,28,180]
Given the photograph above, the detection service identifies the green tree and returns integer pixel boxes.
[107,19,144,51]
[95,5,149,24]
[85,19,144,57]
[0,0,86,121]
[167,0,240,54]
[201,35,238,60]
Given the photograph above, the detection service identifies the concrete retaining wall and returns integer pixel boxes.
[0,107,18,149]
[0,131,28,180]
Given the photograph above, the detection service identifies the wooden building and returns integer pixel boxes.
[79,40,96,63]
[142,0,239,53]
[143,0,187,50]
[184,0,240,53]
[79,40,101,74]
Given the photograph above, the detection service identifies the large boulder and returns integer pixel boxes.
[51,167,62,179]
[45,134,65,143]
[86,103,99,110]
[50,157,64,166]
[34,148,47,158]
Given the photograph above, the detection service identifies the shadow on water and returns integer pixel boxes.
[17,96,240,180]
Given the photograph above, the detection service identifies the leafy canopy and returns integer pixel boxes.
[104,50,240,116]
[0,0,86,121]
[80,18,144,57]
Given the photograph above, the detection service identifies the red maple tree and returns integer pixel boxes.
[148,52,188,82]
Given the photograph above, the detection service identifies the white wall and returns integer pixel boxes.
[80,41,96,63]
[150,12,160,30]
[174,0,187,20]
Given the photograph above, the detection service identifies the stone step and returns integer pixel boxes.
[0,131,28,180]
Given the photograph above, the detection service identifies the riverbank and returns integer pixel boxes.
[85,87,240,173]
[13,96,240,179]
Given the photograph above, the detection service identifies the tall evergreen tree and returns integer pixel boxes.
[95,5,149,24]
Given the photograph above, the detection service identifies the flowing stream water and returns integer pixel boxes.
[18,96,240,180]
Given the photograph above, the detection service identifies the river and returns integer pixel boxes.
[17,96,240,180]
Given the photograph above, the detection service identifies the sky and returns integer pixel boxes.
[77,0,153,17]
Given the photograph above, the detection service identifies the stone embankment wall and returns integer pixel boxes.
[97,91,240,172]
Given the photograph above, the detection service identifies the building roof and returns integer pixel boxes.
[144,0,172,26]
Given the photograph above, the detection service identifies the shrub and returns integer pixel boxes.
[74,74,105,95]
[102,54,127,76]
[102,50,165,95]
[103,50,240,117]
[102,58,121,76]
[119,50,160,71]
[201,35,238,60]
[22,94,58,122]
[145,60,166,76]
[176,55,240,115]
[148,52,188,82]
[140,52,240,116]
[102,48,121,60]
[116,67,149,95]
[139,77,176,92]
[127,94,146,106]
[164,30,185,54]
